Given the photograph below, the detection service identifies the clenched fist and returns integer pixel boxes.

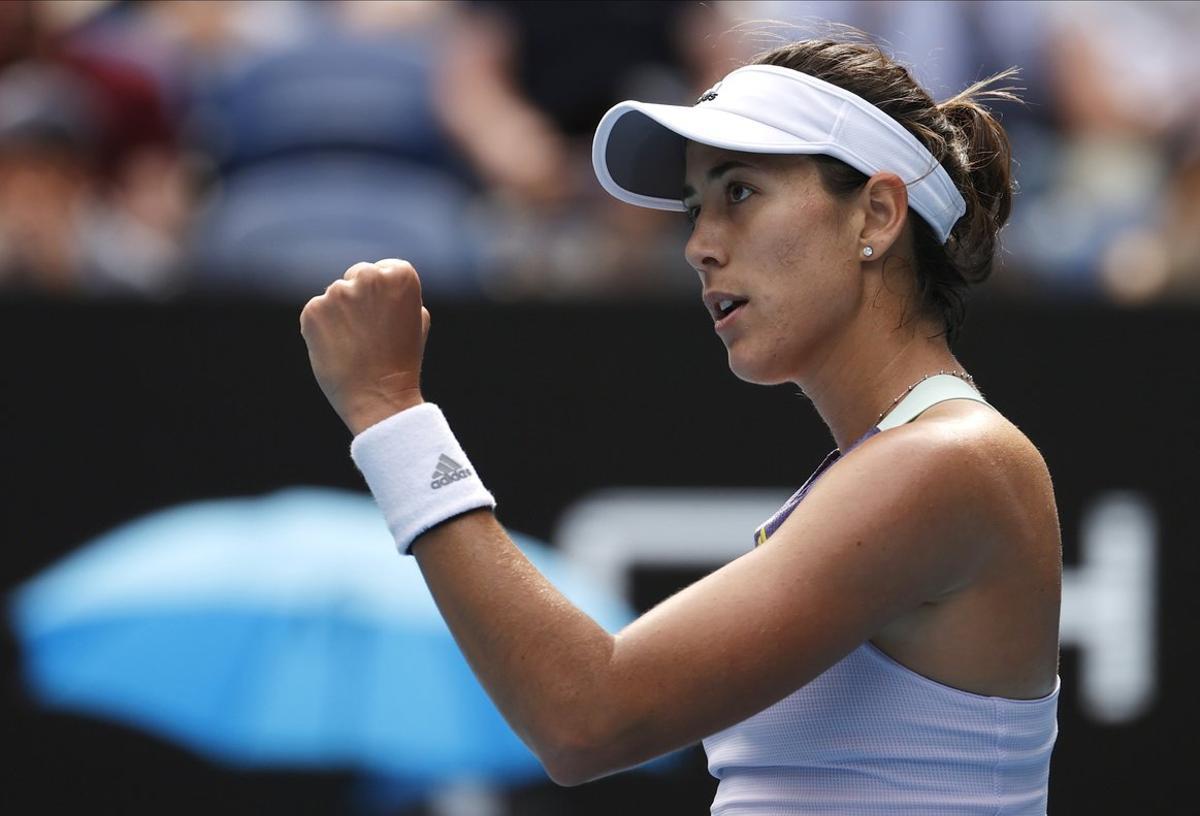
[300,258,430,435]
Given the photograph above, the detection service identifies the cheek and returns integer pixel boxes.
[732,205,860,376]
[764,202,858,318]
[759,187,845,268]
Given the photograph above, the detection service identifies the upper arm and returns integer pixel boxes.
[581,426,1001,779]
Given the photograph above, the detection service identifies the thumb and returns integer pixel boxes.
[421,306,431,341]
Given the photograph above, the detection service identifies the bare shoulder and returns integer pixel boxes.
[893,398,1045,461]
[771,401,1042,610]
[854,398,1051,510]
[863,399,1063,697]
[910,400,1058,526]
[849,398,1061,593]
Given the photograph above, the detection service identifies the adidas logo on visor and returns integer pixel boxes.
[431,453,473,489]
[696,81,721,104]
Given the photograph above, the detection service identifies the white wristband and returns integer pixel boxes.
[349,402,496,555]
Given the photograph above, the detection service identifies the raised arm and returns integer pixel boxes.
[299,260,997,785]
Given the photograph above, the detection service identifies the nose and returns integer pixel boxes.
[684,214,727,276]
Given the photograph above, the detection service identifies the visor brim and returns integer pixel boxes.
[592,101,826,211]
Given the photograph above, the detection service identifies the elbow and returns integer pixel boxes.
[542,758,590,788]
[535,713,628,787]
[539,742,608,788]
[536,726,603,787]
[527,647,642,787]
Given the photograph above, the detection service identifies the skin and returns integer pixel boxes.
[684,143,963,450]
[298,144,1062,787]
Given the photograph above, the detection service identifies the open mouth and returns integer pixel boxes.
[716,298,748,321]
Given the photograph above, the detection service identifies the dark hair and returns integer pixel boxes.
[751,39,1019,345]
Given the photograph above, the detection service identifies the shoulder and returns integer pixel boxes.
[894,399,1055,513]
[789,400,1040,600]
[860,398,1047,498]
[589,399,1048,754]
[910,400,1061,560]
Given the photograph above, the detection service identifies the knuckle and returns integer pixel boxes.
[375,258,414,274]
[377,259,419,284]
[344,261,376,279]
[299,297,322,330]
[357,265,383,281]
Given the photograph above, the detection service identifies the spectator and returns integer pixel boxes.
[1034,0,1200,303]
[0,0,193,298]
[435,0,740,298]
[1,0,1196,304]
[175,0,487,299]
[0,60,187,297]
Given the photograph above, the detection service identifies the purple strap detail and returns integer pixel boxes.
[753,425,881,546]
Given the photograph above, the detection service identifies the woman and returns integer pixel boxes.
[299,39,1062,815]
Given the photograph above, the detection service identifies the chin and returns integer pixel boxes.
[726,348,791,387]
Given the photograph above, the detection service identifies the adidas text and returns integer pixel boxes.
[431,468,473,489]
[431,453,473,489]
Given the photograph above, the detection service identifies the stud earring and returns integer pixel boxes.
[862,246,875,258]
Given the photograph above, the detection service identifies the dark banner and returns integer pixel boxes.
[3,297,1195,814]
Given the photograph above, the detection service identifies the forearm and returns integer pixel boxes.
[302,267,664,783]
[412,507,619,781]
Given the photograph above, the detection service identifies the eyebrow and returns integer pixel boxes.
[682,160,755,200]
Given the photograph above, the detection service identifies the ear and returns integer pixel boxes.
[857,172,909,258]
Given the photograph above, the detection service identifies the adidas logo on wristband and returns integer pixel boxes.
[430,453,473,489]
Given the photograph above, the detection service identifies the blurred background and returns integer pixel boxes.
[2,1,1197,814]
[2,0,1199,303]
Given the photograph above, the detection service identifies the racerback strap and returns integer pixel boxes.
[876,374,991,432]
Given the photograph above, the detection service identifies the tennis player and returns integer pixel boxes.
[300,38,1061,815]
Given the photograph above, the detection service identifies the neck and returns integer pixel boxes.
[795,313,966,452]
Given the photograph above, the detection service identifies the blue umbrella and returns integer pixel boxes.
[8,487,637,791]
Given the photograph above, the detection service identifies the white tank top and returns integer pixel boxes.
[703,375,1061,815]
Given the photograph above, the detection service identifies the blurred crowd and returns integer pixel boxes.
[0,0,1197,305]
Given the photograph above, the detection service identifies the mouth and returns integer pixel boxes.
[704,293,750,323]
[716,298,748,318]
[714,298,748,330]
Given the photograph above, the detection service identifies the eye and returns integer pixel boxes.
[685,204,700,225]
[728,182,754,204]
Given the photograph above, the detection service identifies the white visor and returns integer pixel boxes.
[592,64,966,244]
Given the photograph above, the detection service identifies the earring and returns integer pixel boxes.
[862,246,875,258]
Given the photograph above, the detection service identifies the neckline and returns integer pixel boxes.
[837,423,882,457]
[753,376,989,548]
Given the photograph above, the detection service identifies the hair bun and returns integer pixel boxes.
[937,70,1022,281]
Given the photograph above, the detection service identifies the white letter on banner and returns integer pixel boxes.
[1060,491,1157,723]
